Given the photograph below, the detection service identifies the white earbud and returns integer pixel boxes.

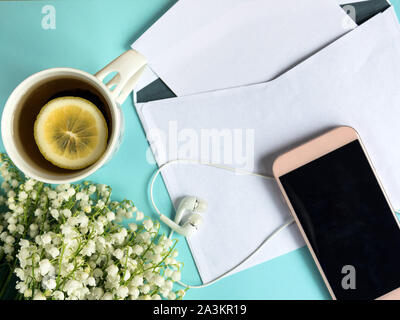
[149,159,294,289]
[160,196,207,237]
[160,212,203,237]
[174,196,207,224]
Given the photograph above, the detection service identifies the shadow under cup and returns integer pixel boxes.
[11,73,115,182]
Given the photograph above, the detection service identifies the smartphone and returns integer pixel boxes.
[273,126,400,300]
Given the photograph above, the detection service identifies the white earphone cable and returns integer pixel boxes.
[149,159,295,289]
[176,218,294,289]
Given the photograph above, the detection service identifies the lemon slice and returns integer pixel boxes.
[34,96,108,170]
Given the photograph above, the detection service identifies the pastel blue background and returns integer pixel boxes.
[1,0,399,299]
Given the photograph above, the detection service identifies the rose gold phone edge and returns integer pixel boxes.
[272,126,400,300]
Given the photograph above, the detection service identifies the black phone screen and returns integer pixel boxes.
[279,140,400,299]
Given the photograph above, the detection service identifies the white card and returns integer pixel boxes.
[132,0,355,96]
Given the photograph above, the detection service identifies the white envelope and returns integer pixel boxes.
[136,7,400,283]
[132,0,355,96]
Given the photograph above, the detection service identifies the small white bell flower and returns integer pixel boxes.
[39,259,52,276]
[101,292,113,300]
[33,291,46,300]
[117,286,129,299]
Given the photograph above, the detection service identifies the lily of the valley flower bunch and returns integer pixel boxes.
[0,153,186,300]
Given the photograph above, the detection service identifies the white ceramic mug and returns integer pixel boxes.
[1,50,147,184]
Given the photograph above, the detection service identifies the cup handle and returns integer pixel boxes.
[95,49,147,105]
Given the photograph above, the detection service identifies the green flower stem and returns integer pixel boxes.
[56,242,66,287]
[0,269,13,299]
[0,265,10,297]
[143,240,178,273]
[0,260,16,299]
[141,225,161,258]
[39,196,49,235]
[31,253,36,298]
